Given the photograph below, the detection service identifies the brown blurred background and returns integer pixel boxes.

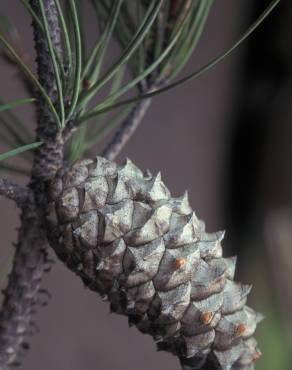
[0,1,292,370]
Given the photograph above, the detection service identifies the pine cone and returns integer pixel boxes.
[47,156,262,370]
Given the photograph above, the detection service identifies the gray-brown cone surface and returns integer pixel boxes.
[47,156,262,370]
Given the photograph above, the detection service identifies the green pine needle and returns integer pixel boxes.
[0,98,35,113]
[0,142,42,162]
[165,0,213,79]
[78,0,163,109]
[82,0,123,85]
[0,31,61,126]
[54,0,73,78]
[91,3,192,113]
[79,0,280,123]
[3,0,280,155]
[66,0,82,120]
[68,127,87,163]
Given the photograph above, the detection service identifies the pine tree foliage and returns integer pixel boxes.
[0,1,280,369]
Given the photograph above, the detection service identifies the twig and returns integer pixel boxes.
[62,118,76,143]
[101,83,158,160]
[0,1,63,368]
[101,98,152,160]
[0,178,30,206]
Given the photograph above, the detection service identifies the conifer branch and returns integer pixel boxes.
[0,1,280,369]
[0,1,63,368]
[0,178,30,206]
[101,81,157,160]
[102,96,152,160]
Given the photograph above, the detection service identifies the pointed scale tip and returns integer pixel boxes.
[256,312,265,324]
[154,171,162,182]
[217,230,226,242]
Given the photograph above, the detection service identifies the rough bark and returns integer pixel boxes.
[0,179,29,207]
[0,1,63,368]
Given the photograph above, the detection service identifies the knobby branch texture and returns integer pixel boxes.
[0,1,63,368]
[0,179,29,207]
[0,2,151,367]
[0,1,266,369]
